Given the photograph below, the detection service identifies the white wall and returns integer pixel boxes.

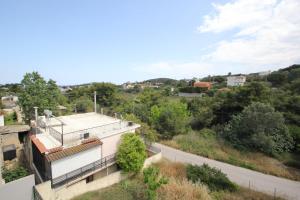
[51,146,101,178]
[0,175,35,200]
[0,115,4,126]
[101,129,135,157]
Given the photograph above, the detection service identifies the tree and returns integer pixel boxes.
[18,72,62,122]
[92,83,117,107]
[74,96,94,113]
[124,113,158,143]
[188,97,215,129]
[116,133,147,173]
[224,102,293,155]
[143,167,168,200]
[150,101,189,139]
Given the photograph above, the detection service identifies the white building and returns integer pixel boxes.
[28,112,140,188]
[227,76,246,87]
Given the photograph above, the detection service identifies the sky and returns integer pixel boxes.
[0,0,299,85]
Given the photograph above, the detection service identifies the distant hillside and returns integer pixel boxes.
[142,78,178,85]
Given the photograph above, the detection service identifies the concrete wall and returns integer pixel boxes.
[35,170,126,200]
[143,152,162,168]
[51,146,101,178]
[0,174,35,200]
[101,129,135,157]
[0,115,4,126]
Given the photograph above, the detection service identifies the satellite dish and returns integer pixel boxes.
[44,110,52,118]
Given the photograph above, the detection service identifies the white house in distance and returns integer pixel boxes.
[227,76,246,87]
[28,111,140,188]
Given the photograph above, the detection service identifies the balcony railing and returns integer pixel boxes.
[51,153,116,188]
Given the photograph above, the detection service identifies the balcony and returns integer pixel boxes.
[51,153,116,188]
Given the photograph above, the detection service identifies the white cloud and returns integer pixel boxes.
[133,0,300,80]
[199,0,300,67]
[132,61,218,79]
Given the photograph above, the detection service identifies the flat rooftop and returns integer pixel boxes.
[42,112,120,133]
[35,112,140,150]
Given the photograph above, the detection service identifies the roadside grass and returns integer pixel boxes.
[161,130,300,181]
[72,177,147,200]
[212,187,285,200]
[72,160,285,200]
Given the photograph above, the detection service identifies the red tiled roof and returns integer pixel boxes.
[30,135,48,154]
[193,82,212,88]
[45,138,102,162]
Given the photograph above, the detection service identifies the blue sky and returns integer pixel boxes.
[0,0,299,85]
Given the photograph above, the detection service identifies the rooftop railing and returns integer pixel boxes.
[48,120,135,146]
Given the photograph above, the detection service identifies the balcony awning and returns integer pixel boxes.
[45,138,102,162]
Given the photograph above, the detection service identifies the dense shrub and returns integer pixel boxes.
[2,166,29,183]
[143,167,168,200]
[150,101,189,139]
[116,133,147,173]
[224,102,293,155]
[186,164,238,192]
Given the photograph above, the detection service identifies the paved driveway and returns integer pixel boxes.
[153,143,300,200]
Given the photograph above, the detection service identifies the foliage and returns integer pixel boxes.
[188,97,215,129]
[288,125,300,152]
[18,72,62,121]
[179,86,208,93]
[2,166,29,183]
[143,167,168,200]
[186,164,238,192]
[150,101,189,139]
[92,83,117,107]
[73,96,94,113]
[4,112,18,125]
[224,102,293,155]
[116,133,147,173]
[124,114,158,143]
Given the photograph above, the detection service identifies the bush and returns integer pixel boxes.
[117,133,147,173]
[2,166,29,183]
[224,102,293,155]
[150,101,189,139]
[143,167,168,200]
[186,164,238,192]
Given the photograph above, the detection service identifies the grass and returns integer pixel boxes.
[72,160,285,200]
[72,177,147,200]
[212,187,285,200]
[161,130,300,181]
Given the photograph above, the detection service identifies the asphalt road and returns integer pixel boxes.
[153,143,300,200]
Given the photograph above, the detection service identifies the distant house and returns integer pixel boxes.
[227,76,246,87]
[1,95,18,109]
[193,82,212,90]
[258,70,271,76]
[122,82,134,90]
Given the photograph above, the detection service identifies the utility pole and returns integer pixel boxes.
[94,91,97,113]
[34,107,38,135]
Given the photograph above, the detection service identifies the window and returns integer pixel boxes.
[86,175,94,183]
[83,133,89,139]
